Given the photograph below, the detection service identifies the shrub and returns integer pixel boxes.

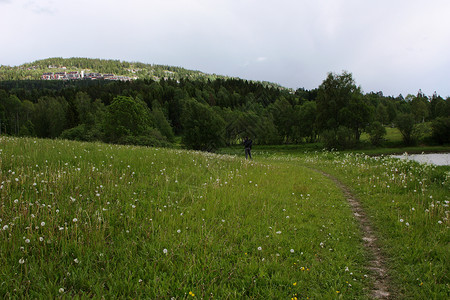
[60,124,87,141]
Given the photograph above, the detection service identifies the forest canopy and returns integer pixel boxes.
[0,58,449,150]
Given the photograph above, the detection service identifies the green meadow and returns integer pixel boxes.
[1,137,448,299]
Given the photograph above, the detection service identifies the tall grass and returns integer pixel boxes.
[1,137,370,298]
[297,151,449,298]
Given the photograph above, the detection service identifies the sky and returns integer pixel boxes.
[1,0,450,97]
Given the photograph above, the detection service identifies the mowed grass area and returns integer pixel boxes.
[360,126,404,145]
[1,137,370,299]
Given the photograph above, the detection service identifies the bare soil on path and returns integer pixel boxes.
[315,169,392,299]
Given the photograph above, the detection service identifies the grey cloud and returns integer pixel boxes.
[24,0,56,15]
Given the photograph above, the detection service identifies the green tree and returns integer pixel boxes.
[254,113,281,145]
[299,101,317,142]
[103,96,154,143]
[61,92,106,141]
[181,99,225,151]
[395,113,416,145]
[33,96,68,138]
[376,104,389,125]
[3,95,22,135]
[151,100,174,142]
[431,117,450,144]
[411,93,429,123]
[316,71,370,147]
[269,97,294,142]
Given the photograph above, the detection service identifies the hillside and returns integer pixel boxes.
[0,57,287,90]
[0,58,448,150]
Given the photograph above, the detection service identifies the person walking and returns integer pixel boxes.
[243,137,252,160]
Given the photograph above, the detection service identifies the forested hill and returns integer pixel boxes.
[0,57,286,90]
[0,58,449,151]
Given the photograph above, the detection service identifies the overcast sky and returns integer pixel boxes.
[1,0,449,97]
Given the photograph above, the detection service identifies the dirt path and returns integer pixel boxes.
[316,170,391,299]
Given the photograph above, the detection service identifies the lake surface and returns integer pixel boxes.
[391,153,450,166]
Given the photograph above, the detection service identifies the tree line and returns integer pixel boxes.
[0,72,449,150]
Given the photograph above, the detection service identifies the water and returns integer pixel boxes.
[391,153,450,166]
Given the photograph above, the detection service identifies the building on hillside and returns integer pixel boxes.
[41,70,135,81]
[42,72,53,80]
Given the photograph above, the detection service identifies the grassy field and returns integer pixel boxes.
[1,137,448,298]
[295,151,449,299]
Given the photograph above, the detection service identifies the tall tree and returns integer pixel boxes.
[103,96,153,143]
[395,113,416,145]
[316,71,371,146]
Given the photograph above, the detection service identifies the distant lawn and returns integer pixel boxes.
[361,126,403,144]
[384,126,404,143]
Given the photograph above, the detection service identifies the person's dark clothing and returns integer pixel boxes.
[243,138,252,159]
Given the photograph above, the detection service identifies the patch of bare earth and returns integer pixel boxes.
[317,170,391,299]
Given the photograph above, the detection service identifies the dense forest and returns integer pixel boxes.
[0,58,449,150]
